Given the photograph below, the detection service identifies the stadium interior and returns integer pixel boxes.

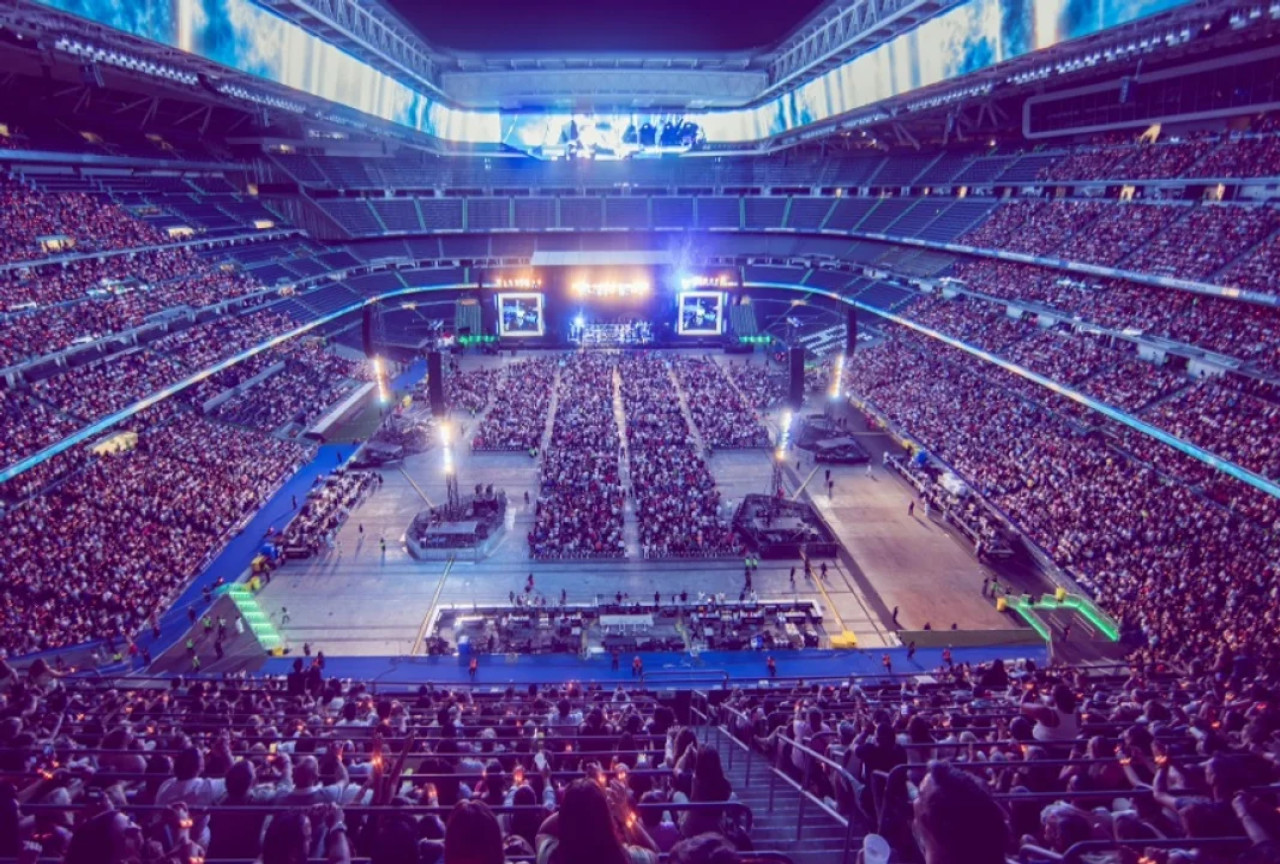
[2,0,1280,862]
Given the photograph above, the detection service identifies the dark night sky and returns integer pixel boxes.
[384,0,828,53]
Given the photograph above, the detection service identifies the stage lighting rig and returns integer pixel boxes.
[570,279,650,299]
[829,354,845,401]
[772,410,793,498]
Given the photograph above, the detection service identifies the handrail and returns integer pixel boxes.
[1058,837,1250,864]
[32,743,672,759]
[10,768,680,785]
[775,734,857,863]
[0,851,798,864]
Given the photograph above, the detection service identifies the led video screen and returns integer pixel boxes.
[677,291,724,336]
[38,0,1192,146]
[497,292,545,337]
[501,114,705,159]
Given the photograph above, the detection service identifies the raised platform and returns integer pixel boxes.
[254,644,1049,686]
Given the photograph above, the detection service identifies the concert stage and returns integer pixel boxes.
[406,485,508,561]
[732,493,839,560]
[793,414,870,463]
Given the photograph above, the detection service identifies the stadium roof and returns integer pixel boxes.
[383,0,829,53]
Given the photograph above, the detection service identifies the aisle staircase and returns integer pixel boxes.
[221,583,283,652]
[698,722,856,863]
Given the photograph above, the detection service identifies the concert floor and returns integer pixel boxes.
[188,351,1036,674]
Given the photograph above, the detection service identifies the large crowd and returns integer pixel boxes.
[670,357,771,449]
[471,359,557,452]
[214,342,365,435]
[0,178,271,369]
[442,363,499,416]
[949,258,1280,377]
[0,174,166,264]
[529,353,626,559]
[0,406,308,655]
[842,326,1280,668]
[717,646,1280,864]
[0,668,769,864]
[1040,126,1280,181]
[619,354,742,559]
[722,360,787,411]
[4,119,1280,864]
[956,199,1280,297]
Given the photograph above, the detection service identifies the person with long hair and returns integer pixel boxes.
[536,778,657,864]
[445,799,504,864]
[679,746,734,838]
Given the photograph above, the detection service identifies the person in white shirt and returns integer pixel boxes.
[154,746,225,847]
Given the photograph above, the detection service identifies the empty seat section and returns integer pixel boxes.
[298,283,361,316]
[827,157,885,187]
[346,272,406,297]
[997,153,1062,182]
[465,198,510,230]
[852,281,914,310]
[416,198,463,231]
[348,238,408,261]
[312,156,378,187]
[870,155,935,186]
[489,234,536,257]
[439,235,491,258]
[920,200,993,242]
[320,200,382,235]
[274,154,328,184]
[285,257,328,278]
[399,266,464,287]
[559,197,603,230]
[513,198,555,230]
[744,264,807,284]
[696,197,740,229]
[786,197,835,229]
[604,197,649,229]
[405,237,442,259]
[743,197,786,229]
[916,153,974,185]
[318,250,362,269]
[247,263,294,284]
[804,269,859,291]
[652,197,694,228]
[370,200,422,232]
[885,199,952,237]
[824,197,878,230]
[953,156,1017,183]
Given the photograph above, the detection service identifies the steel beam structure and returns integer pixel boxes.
[761,0,959,100]
[256,0,447,98]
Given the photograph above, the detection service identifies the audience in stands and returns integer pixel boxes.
[0,408,307,654]
[843,327,1280,670]
[0,174,166,264]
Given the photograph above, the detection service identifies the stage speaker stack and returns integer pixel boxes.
[477,276,497,339]
[361,306,376,358]
[788,347,805,408]
[846,308,858,355]
[427,351,445,416]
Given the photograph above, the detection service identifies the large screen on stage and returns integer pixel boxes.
[497,293,545,337]
[678,291,725,336]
